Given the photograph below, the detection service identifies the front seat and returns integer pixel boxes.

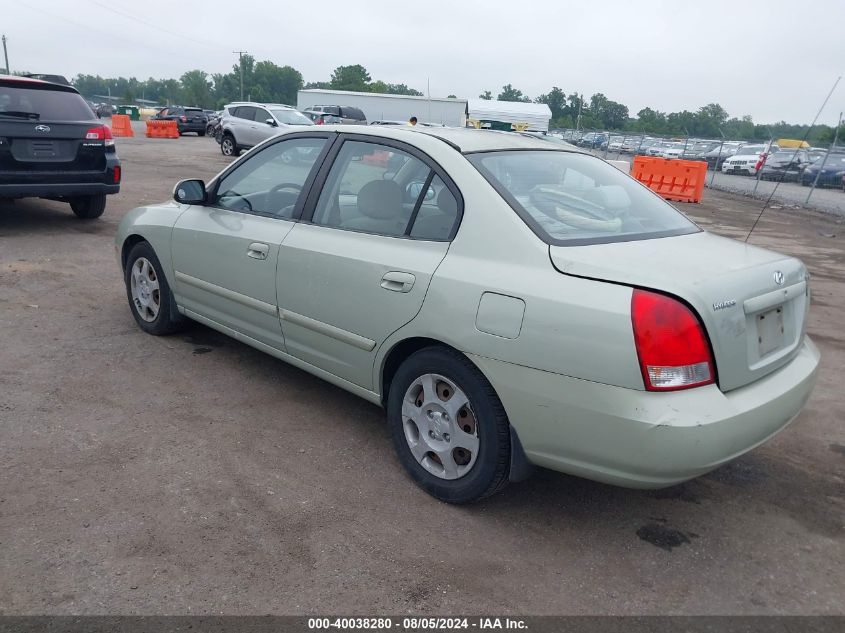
[342,180,410,235]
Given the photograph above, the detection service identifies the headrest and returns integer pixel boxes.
[357,180,402,219]
[436,187,457,216]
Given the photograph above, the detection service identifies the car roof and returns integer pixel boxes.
[407,126,587,154]
[0,73,78,93]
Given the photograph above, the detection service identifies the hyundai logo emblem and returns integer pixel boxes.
[773,271,785,286]
[34,124,51,133]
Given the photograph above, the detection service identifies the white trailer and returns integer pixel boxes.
[467,99,552,132]
[296,89,468,127]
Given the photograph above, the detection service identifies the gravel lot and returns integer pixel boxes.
[1,129,843,615]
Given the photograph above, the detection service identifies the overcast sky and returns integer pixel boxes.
[4,0,844,125]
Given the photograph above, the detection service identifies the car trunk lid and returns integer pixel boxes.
[549,231,809,391]
[0,120,108,174]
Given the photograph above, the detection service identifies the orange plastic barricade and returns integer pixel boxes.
[145,120,180,139]
[630,156,707,203]
[110,114,134,137]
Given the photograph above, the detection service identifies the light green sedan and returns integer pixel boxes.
[116,126,820,503]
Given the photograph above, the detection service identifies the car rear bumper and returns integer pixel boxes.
[177,123,206,133]
[0,181,120,198]
[468,337,820,488]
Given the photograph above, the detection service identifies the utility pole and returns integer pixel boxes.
[233,50,247,101]
[2,35,9,75]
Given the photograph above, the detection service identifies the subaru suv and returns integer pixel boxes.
[0,75,121,219]
[218,103,313,156]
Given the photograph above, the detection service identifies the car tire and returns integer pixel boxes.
[221,134,240,157]
[198,130,206,137]
[387,346,511,504]
[69,194,107,219]
[124,241,185,336]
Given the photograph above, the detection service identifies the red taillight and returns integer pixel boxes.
[180,115,187,122]
[631,289,714,391]
[85,125,115,147]
[113,165,121,184]
[315,118,324,125]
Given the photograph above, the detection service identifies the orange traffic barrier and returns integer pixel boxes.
[145,120,180,139]
[631,156,707,203]
[110,114,134,137]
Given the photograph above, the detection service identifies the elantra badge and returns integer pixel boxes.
[35,125,51,133]
[773,271,785,286]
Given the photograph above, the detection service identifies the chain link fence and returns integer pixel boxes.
[545,119,845,215]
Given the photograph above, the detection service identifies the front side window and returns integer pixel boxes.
[213,137,327,218]
[311,140,459,240]
[469,150,699,246]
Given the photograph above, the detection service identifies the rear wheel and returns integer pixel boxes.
[124,242,185,335]
[387,347,511,504]
[69,194,107,219]
[198,130,206,137]
[221,134,240,157]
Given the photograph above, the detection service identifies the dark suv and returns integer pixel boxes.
[0,75,121,219]
[153,106,208,136]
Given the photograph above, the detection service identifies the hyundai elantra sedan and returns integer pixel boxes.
[116,126,820,503]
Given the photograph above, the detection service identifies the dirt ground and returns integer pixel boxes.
[0,133,843,615]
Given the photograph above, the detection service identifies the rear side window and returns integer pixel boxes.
[469,150,699,246]
[342,107,365,120]
[0,83,95,121]
[236,106,257,120]
[311,140,459,240]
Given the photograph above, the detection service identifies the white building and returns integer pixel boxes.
[296,89,468,127]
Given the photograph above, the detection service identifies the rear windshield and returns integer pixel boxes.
[468,150,699,246]
[185,108,203,115]
[0,83,95,121]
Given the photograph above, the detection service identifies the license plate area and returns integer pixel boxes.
[757,305,785,357]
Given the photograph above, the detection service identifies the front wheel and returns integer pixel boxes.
[387,347,511,504]
[69,194,107,219]
[124,242,185,335]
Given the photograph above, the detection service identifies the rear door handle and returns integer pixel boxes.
[381,271,415,293]
[247,242,269,260]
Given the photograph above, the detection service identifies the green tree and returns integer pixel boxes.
[479,90,492,100]
[330,65,371,92]
[447,94,457,99]
[251,61,302,105]
[535,87,566,119]
[497,84,530,102]
[180,69,212,108]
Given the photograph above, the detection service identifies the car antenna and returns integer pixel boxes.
[745,76,840,243]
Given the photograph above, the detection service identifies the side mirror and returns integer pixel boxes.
[407,181,436,201]
[173,179,206,204]
[265,118,277,127]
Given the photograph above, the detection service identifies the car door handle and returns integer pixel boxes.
[247,242,269,260]
[381,271,415,293]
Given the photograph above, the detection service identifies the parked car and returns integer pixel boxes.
[576,132,607,149]
[153,106,208,136]
[721,144,771,176]
[0,74,121,219]
[96,103,117,118]
[217,102,314,157]
[303,105,367,125]
[800,151,845,187]
[703,142,743,169]
[22,73,71,86]
[758,149,811,182]
[116,126,818,503]
[306,111,344,125]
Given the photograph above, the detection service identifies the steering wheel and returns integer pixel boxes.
[269,183,303,195]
